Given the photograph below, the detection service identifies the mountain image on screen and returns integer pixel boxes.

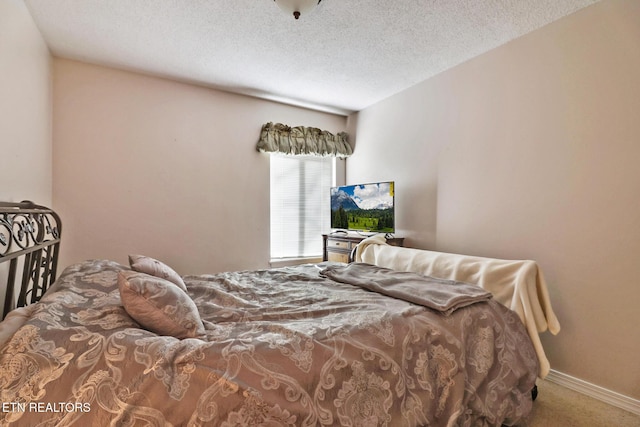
[330,181,394,232]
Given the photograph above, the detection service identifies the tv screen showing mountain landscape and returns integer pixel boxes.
[330,181,394,232]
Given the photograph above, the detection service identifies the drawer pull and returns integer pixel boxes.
[329,240,350,249]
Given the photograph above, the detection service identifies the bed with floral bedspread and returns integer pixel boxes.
[0,257,538,426]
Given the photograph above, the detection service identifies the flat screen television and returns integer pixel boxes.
[330,181,394,233]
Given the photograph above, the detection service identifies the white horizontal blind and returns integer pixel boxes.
[270,154,334,259]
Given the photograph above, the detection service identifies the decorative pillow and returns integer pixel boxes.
[118,270,205,339]
[128,254,187,292]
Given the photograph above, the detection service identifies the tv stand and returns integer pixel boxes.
[322,234,404,263]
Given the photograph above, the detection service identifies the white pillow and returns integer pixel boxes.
[118,270,205,339]
[128,254,187,292]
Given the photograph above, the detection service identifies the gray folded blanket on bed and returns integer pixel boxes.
[320,262,492,315]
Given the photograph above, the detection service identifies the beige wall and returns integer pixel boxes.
[52,59,347,275]
[0,0,52,204]
[348,0,640,400]
[0,0,52,311]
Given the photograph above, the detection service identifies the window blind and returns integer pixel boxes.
[270,154,334,259]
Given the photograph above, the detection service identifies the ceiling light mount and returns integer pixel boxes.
[274,0,322,20]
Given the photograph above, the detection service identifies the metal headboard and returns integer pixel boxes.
[0,201,61,319]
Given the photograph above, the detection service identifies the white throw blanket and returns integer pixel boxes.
[354,235,560,378]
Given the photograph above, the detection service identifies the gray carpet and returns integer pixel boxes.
[518,380,640,426]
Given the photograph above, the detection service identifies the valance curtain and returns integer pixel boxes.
[256,122,353,158]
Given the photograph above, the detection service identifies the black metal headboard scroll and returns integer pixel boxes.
[0,201,61,320]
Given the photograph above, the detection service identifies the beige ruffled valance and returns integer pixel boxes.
[257,122,352,158]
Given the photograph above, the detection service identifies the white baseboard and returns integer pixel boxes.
[545,369,640,416]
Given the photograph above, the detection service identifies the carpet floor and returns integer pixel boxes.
[518,379,640,426]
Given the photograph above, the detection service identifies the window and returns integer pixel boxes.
[270,154,334,259]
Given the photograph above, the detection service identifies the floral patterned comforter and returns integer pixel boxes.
[0,260,538,426]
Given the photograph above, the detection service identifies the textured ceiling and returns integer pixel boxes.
[25,0,599,115]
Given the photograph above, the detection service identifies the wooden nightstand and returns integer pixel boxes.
[322,234,404,263]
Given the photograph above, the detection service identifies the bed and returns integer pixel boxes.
[0,201,61,319]
[0,202,559,426]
